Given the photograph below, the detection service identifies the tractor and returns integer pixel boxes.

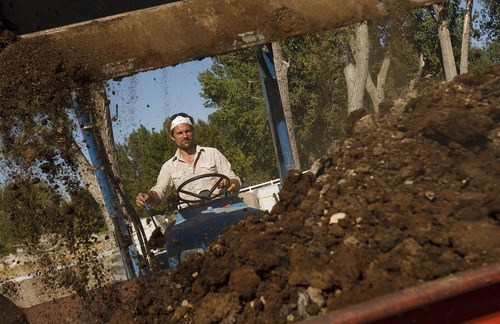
[145,173,265,269]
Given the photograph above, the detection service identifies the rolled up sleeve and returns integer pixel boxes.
[150,162,174,203]
[212,148,241,187]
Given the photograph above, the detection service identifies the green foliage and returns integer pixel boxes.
[0,188,17,256]
[197,35,350,173]
[408,7,447,80]
[283,32,348,165]
[67,187,107,236]
[469,42,500,72]
[479,0,500,41]
[198,49,278,185]
[1,180,105,248]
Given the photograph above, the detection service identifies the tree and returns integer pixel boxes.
[409,7,445,80]
[3,179,105,247]
[433,2,458,81]
[283,32,348,164]
[271,41,301,170]
[408,2,466,81]
[478,0,500,41]
[198,49,278,185]
[342,21,370,114]
[366,21,393,114]
[460,0,474,73]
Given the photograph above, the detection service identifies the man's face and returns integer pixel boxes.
[170,123,195,150]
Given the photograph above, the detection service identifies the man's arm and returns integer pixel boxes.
[211,148,241,194]
[137,160,175,207]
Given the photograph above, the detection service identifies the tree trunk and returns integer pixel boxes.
[366,50,391,113]
[460,0,473,74]
[342,21,370,114]
[271,41,301,170]
[408,53,426,90]
[433,3,457,81]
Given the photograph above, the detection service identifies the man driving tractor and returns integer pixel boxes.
[135,112,241,209]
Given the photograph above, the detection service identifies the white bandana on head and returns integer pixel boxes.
[170,116,193,132]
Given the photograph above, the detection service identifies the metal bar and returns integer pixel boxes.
[2,0,445,80]
[1,0,181,35]
[71,93,147,279]
[254,45,296,184]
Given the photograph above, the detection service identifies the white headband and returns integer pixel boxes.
[170,116,193,131]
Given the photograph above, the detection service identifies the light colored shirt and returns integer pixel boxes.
[150,145,240,203]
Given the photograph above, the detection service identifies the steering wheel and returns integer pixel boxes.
[176,173,231,204]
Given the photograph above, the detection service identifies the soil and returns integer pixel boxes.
[1,11,500,324]
[100,66,500,323]
[15,65,497,323]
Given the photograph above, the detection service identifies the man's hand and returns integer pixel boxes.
[135,193,149,207]
[136,191,161,207]
[214,177,229,189]
[228,178,240,194]
[212,177,240,194]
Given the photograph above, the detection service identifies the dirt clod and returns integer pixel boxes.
[148,227,167,250]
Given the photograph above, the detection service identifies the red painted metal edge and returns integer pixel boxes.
[464,311,500,324]
[21,261,500,323]
[301,261,500,324]
[21,268,172,324]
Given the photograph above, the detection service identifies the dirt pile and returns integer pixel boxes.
[2,14,500,322]
[102,65,500,323]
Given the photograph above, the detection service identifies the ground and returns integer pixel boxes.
[1,11,500,324]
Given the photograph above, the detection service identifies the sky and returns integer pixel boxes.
[105,57,217,144]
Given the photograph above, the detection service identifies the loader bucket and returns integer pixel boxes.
[18,261,500,323]
[300,261,500,324]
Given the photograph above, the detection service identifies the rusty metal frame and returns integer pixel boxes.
[10,0,445,80]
